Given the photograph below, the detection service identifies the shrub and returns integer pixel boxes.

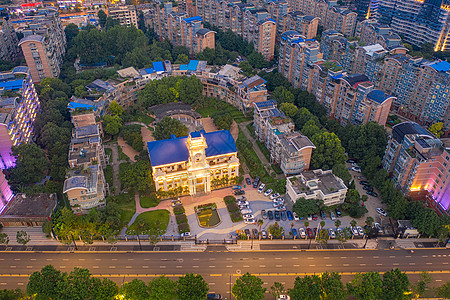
[227,202,240,213]
[176,214,187,224]
[173,205,185,215]
[224,195,236,205]
[178,223,190,233]
[230,212,243,222]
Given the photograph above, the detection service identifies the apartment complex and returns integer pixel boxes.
[147,130,240,196]
[107,5,138,28]
[0,17,20,62]
[18,8,66,83]
[63,110,107,215]
[382,122,450,216]
[377,0,450,51]
[253,100,315,175]
[286,169,348,206]
[0,67,40,170]
[144,3,215,55]
[281,12,319,40]
[0,171,13,214]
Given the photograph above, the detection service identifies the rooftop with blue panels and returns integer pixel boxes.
[366,90,394,104]
[183,16,202,23]
[147,130,237,167]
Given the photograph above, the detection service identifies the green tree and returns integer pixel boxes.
[65,23,79,46]
[317,228,329,245]
[176,273,209,300]
[334,219,341,229]
[98,10,107,28]
[148,276,176,300]
[103,114,123,136]
[292,198,319,218]
[108,100,124,116]
[321,272,346,300]
[91,277,119,300]
[8,143,48,185]
[350,219,357,228]
[301,119,322,138]
[153,117,189,140]
[16,230,30,246]
[279,102,298,118]
[119,279,149,300]
[336,227,352,247]
[437,281,450,299]
[0,233,9,245]
[0,288,24,300]
[232,273,266,300]
[310,132,346,170]
[270,282,285,299]
[347,272,383,300]
[27,265,66,299]
[332,163,352,185]
[178,76,203,104]
[411,271,432,298]
[382,268,410,300]
[272,86,295,104]
[429,122,444,138]
[289,275,322,299]
[268,221,284,238]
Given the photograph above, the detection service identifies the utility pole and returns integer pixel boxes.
[71,234,78,250]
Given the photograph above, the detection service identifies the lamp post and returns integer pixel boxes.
[71,234,78,251]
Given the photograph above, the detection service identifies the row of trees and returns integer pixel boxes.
[4,265,450,300]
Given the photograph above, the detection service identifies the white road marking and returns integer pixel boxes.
[176,266,182,268]
[14,259,20,261]
[393,263,399,266]
[128,259,134,261]
[357,257,363,259]
[307,257,314,260]
[209,266,216,268]
[376,264,383,266]
[409,263,415,265]
[226,258,232,261]
[112,259,117,261]
[46,259,53,261]
[373,256,379,258]
[10,266,16,268]
[326,264,333,267]
[126,266,132,269]
[160,266,166,269]
[275,258,281,260]
[63,259,69,261]
[276,265,282,267]
[30,259,36,261]
[324,257,330,259]
[193,266,199,268]
[259,265,266,267]
[341,257,347,259]
[93,266,99,269]
[309,264,316,267]
[343,264,349,266]
[226,266,232,268]
[26,266,32,268]
[360,264,366,266]
[243,265,250,268]
[95,259,101,261]
[109,266,116,269]
[294,265,300,267]
[426,263,433,265]
[17,283,24,286]
[209,258,216,261]
[60,266,66,269]
[389,256,395,258]
[291,257,299,260]
[443,262,449,265]
[142,266,148,268]
[78,259,85,261]
[422,256,428,258]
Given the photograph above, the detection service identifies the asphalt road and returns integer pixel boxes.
[0,247,449,298]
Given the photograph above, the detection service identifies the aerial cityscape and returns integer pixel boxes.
[0,0,449,298]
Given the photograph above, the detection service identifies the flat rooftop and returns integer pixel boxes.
[290,169,346,196]
[0,193,57,218]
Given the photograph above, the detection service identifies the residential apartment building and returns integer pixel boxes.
[147,130,240,196]
[107,5,138,28]
[0,67,40,170]
[253,100,315,175]
[382,122,450,216]
[18,8,66,83]
[0,17,20,62]
[145,4,215,55]
[63,109,107,215]
[376,0,450,51]
[357,19,403,50]
[353,89,395,126]
[286,169,348,206]
[281,12,319,40]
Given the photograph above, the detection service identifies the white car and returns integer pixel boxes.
[241,209,252,215]
[276,197,285,204]
[181,232,192,237]
[357,226,364,236]
[243,218,256,224]
[330,212,336,220]
[261,230,268,239]
[258,183,266,193]
[307,214,313,221]
[270,193,280,200]
[328,228,336,239]
[275,205,287,211]
[351,166,361,173]
[273,202,282,208]
[237,200,249,206]
[299,228,306,238]
[374,222,383,233]
[264,189,273,197]
[351,226,359,236]
[293,212,300,221]
[376,208,387,216]
[351,163,360,168]
[239,205,250,210]
[243,214,254,219]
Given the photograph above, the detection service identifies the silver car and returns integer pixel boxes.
[328,228,336,239]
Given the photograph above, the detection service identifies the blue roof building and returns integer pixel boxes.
[147,130,240,196]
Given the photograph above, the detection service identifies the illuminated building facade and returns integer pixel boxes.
[147,130,240,196]
[107,5,138,28]
[0,67,40,170]
[382,122,450,216]
[0,171,14,214]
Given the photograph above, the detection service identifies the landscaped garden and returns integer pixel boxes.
[224,196,242,222]
[139,193,160,208]
[174,204,190,234]
[195,203,221,227]
[126,209,169,235]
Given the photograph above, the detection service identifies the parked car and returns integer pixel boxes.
[291,228,298,237]
[351,166,362,173]
[275,205,287,211]
[238,200,249,206]
[274,211,281,221]
[244,218,256,224]
[239,205,250,210]
[281,211,287,221]
[299,228,306,239]
[244,229,251,236]
[273,202,281,208]
[270,193,280,200]
[335,208,342,218]
[234,189,245,195]
[336,227,342,236]
[351,163,360,168]
[312,214,318,220]
[252,229,258,238]
[293,212,300,221]
[261,230,267,239]
[253,181,259,188]
[243,214,254,219]
[356,226,364,236]
[254,176,260,185]
[359,180,370,186]
[232,185,242,190]
[366,191,378,197]
[171,200,182,207]
[236,196,246,201]
[181,232,192,237]
[373,222,383,233]
[287,211,294,221]
[328,228,336,239]
[246,178,251,185]
[241,209,252,215]
[261,209,268,219]
[306,228,313,239]
[363,185,374,192]
[307,214,313,221]
[347,159,357,163]
[351,226,359,236]
[268,210,274,220]
[207,293,222,299]
[320,210,326,220]
[264,189,273,197]
[258,183,266,193]
[357,176,367,180]
[376,208,387,216]
[330,212,336,221]
[276,198,285,203]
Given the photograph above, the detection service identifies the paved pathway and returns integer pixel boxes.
[104,144,126,195]
[118,136,138,162]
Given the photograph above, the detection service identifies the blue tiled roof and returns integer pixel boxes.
[392,122,433,143]
[147,130,237,167]
[68,102,96,111]
[184,16,202,23]
[153,61,165,72]
[0,79,23,91]
[188,60,199,71]
[429,61,450,72]
[145,68,155,74]
[180,64,188,71]
[366,89,392,104]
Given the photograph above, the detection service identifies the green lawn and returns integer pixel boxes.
[118,146,129,161]
[139,194,159,208]
[195,99,250,123]
[128,112,155,125]
[105,148,112,158]
[126,210,170,235]
[111,193,136,228]
[104,165,113,188]
[197,208,220,227]
[256,140,270,161]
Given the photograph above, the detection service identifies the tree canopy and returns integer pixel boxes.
[8,143,48,186]
[292,197,320,218]
[153,117,189,141]
[176,273,209,300]
[232,273,266,300]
